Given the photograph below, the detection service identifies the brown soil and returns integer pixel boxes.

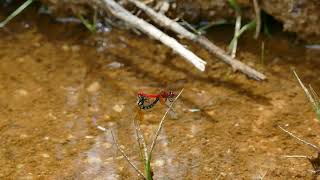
[1,5,320,180]
[175,0,320,42]
[39,0,320,42]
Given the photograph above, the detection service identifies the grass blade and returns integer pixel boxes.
[0,0,35,28]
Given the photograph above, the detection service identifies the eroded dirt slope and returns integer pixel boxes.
[39,0,320,42]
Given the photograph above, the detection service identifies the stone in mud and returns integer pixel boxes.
[112,104,124,112]
[15,89,28,96]
[86,81,101,93]
[152,159,165,167]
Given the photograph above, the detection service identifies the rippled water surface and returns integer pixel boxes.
[1,4,320,179]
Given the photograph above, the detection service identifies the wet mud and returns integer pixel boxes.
[1,5,320,180]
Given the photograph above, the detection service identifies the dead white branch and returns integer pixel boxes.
[127,0,266,80]
[102,0,206,71]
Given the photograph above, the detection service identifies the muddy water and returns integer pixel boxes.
[1,5,320,180]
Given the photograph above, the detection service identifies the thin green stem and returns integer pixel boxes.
[0,0,35,28]
[229,20,256,53]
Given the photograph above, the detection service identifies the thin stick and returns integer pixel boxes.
[133,115,149,162]
[279,126,320,151]
[257,169,268,180]
[127,0,266,80]
[283,155,309,159]
[150,88,184,154]
[133,113,145,162]
[252,0,261,39]
[102,0,206,71]
[110,130,146,179]
[309,84,320,104]
[293,70,317,108]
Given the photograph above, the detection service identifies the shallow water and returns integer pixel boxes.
[1,4,320,180]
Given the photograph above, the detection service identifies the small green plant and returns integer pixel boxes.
[228,0,241,14]
[228,0,257,58]
[0,0,35,28]
[78,10,97,33]
[196,19,230,35]
[109,89,183,180]
[262,12,271,37]
[293,70,320,121]
[228,20,256,53]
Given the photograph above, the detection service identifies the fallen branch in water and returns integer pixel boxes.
[101,0,206,71]
[127,0,266,80]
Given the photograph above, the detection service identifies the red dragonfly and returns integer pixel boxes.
[137,91,176,110]
[135,90,177,121]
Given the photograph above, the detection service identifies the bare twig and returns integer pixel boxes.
[110,130,146,179]
[293,70,317,107]
[257,169,268,180]
[150,88,184,154]
[279,126,320,151]
[102,0,206,71]
[133,116,148,162]
[283,155,309,159]
[127,0,266,80]
[252,0,261,39]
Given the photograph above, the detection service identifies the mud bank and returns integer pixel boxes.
[39,0,320,42]
[175,0,320,42]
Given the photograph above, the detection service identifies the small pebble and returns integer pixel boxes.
[203,166,213,171]
[103,114,111,120]
[85,135,94,139]
[107,122,115,127]
[16,89,28,96]
[44,136,50,140]
[20,134,28,138]
[153,159,165,167]
[102,142,112,149]
[113,104,124,112]
[107,62,123,69]
[105,157,113,161]
[86,81,101,93]
[207,110,215,116]
[116,156,123,160]
[62,44,70,51]
[41,153,50,158]
[87,156,101,164]
[71,45,80,52]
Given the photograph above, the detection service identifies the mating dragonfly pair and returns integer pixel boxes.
[136,90,177,120]
[137,91,176,110]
